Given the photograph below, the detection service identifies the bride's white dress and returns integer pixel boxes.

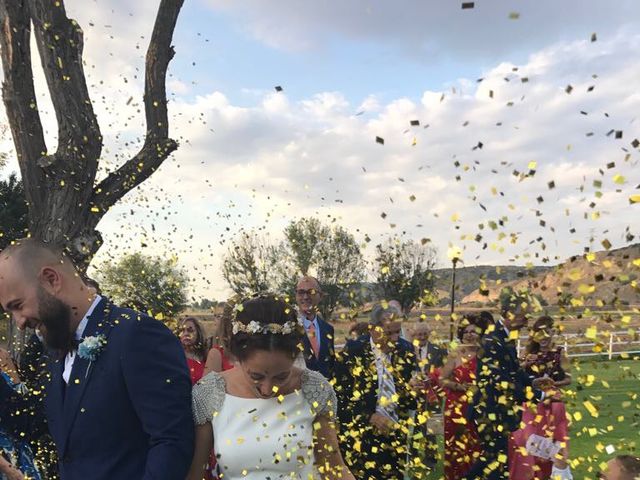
[192,369,337,479]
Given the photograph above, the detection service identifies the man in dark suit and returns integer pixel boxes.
[411,322,447,373]
[334,303,419,479]
[0,239,194,480]
[295,276,335,379]
[466,297,550,480]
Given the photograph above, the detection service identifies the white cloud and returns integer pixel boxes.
[1,1,638,302]
[86,31,639,300]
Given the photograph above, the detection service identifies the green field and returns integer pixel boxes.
[420,357,640,479]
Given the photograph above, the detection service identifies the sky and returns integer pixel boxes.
[1,0,639,301]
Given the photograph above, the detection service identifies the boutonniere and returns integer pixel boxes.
[78,335,107,361]
[78,335,106,378]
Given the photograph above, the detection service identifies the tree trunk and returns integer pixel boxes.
[0,0,184,271]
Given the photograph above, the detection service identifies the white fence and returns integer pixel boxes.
[515,330,640,360]
[336,330,640,360]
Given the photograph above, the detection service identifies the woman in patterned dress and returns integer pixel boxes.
[510,315,573,480]
[0,348,42,480]
[439,314,488,480]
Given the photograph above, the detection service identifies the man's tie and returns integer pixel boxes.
[308,323,320,358]
[377,356,399,423]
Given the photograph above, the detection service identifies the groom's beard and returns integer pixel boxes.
[36,287,75,353]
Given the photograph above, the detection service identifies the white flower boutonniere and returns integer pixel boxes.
[78,335,107,362]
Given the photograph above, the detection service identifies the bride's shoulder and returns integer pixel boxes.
[300,369,337,418]
[192,371,227,425]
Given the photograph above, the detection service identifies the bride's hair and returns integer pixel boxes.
[229,295,303,362]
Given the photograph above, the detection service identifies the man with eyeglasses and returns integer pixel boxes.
[598,455,640,480]
[295,276,335,379]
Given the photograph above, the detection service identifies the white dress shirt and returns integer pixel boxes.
[370,337,398,422]
[63,295,102,384]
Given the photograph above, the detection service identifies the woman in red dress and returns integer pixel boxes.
[203,301,235,376]
[439,314,488,480]
[200,300,236,480]
[179,317,208,384]
[510,315,573,480]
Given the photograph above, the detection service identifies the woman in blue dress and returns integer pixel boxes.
[0,348,42,480]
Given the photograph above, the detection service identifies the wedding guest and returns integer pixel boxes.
[334,303,418,479]
[439,314,488,480]
[408,321,446,470]
[466,297,547,480]
[388,300,410,340]
[510,315,573,480]
[0,348,42,480]
[599,455,640,480]
[412,321,447,373]
[347,321,369,341]
[188,295,355,480]
[203,301,235,376]
[201,302,235,480]
[180,317,209,384]
[17,333,59,480]
[296,276,335,378]
[0,238,194,480]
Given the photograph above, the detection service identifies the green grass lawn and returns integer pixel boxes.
[419,357,640,479]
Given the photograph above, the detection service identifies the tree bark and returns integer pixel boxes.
[0,0,185,270]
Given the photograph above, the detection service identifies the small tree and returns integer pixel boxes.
[375,238,438,313]
[222,231,282,297]
[222,218,366,320]
[0,173,28,250]
[281,218,366,320]
[97,252,188,324]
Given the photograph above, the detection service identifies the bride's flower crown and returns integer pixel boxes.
[231,320,300,335]
[231,301,302,335]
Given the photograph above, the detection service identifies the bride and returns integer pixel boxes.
[187,295,355,480]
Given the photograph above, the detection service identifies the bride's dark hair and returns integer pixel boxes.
[229,295,303,362]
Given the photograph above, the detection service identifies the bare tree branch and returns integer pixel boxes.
[28,0,102,179]
[0,0,48,209]
[93,0,184,213]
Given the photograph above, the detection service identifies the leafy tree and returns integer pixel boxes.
[222,218,366,320]
[375,238,438,313]
[97,253,189,324]
[221,231,285,297]
[0,173,28,250]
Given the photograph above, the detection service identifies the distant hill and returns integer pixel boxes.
[458,243,640,307]
[433,264,551,306]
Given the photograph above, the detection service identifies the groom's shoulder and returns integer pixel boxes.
[104,302,172,338]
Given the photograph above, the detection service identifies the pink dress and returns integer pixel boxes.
[510,348,570,480]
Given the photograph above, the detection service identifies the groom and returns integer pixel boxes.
[0,239,194,480]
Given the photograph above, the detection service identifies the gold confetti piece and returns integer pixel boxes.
[613,174,626,184]
[583,400,599,418]
[578,284,595,294]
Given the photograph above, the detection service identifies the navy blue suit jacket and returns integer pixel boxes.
[301,317,335,379]
[470,322,542,433]
[44,298,194,480]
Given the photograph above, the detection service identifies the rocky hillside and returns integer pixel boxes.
[458,243,639,307]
